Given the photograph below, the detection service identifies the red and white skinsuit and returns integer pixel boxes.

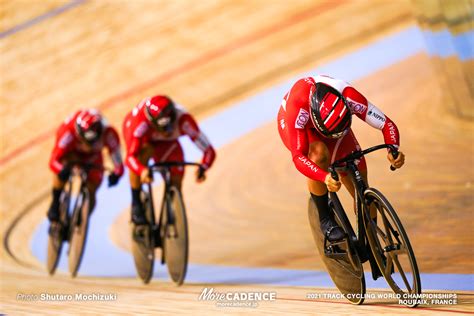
[277,75,400,181]
[122,98,216,177]
[49,111,124,184]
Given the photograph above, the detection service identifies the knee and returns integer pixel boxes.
[138,145,154,164]
[308,142,330,169]
[52,173,66,189]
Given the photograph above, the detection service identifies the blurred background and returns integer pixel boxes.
[1,0,472,314]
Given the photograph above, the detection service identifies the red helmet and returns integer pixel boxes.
[144,95,177,132]
[310,83,351,138]
[75,109,103,144]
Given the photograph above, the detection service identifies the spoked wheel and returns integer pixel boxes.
[363,188,421,307]
[131,191,155,284]
[47,190,70,275]
[68,189,91,277]
[308,197,365,305]
[163,187,189,286]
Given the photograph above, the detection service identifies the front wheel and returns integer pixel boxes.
[46,189,70,275]
[68,189,90,277]
[363,188,421,307]
[131,191,155,284]
[163,186,189,286]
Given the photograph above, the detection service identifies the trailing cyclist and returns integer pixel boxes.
[47,109,124,223]
[122,95,216,225]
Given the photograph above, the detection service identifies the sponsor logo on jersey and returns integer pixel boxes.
[387,122,397,143]
[181,121,197,138]
[280,119,286,130]
[106,131,118,149]
[58,131,73,148]
[295,108,310,129]
[133,122,148,138]
[304,77,314,85]
[128,156,139,171]
[346,98,367,114]
[195,133,210,151]
[281,98,287,111]
[368,110,386,123]
[298,156,318,172]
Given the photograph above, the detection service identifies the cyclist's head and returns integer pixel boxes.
[310,83,352,139]
[75,109,103,144]
[144,95,177,133]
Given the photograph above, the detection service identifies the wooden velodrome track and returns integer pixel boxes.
[1,0,473,314]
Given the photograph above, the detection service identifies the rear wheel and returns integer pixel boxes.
[68,189,90,277]
[308,197,365,305]
[363,188,421,307]
[164,187,189,286]
[131,191,155,284]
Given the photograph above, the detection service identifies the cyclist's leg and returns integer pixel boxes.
[152,140,184,190]
[48,153,76,222]
[128,144,154,224]
[48,173,67,222]
[122,114,150,223]
[278,108,343,240]
[306,137,345,241]
[332,131,366,196]
[333,131,376,218]
[85,154,104,214]
[277,108,329,197]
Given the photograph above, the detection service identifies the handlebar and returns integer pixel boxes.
[65,162,109,173]
[329,144,399,180]
[149,161,203,172]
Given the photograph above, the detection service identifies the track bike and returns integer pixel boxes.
[308,144,421,306]
[131,161,202,285]
[47,163,106,277]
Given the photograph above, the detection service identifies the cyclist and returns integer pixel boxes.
[47,109,124,223]
[123,95,216,225]
[277,75,405,242]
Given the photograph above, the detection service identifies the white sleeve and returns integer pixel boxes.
[364,102,387,130]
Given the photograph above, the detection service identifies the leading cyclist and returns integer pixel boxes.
[277,75,405,242]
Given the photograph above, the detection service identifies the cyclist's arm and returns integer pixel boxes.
[49,130,74,173]
[179,114,216,170]
[343,86,400,147]
[289,129,329,182]
[125,122,149,175]
[103,127,124,176]
[286,79,329,182]
[126,137,147,175]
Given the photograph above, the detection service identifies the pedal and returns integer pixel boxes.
[324,236,348,257]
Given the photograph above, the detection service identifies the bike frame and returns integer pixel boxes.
[66,163,106,237]
[327,144,398,262]
[70,169,88,228]
[146,161,201,246]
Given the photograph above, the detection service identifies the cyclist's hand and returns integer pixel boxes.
[325,173,342,192]
[196,166,206,183]
[58,167,71,182]
[388,151,405,169]
[107,173,120,187]
[140,169,153,184]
